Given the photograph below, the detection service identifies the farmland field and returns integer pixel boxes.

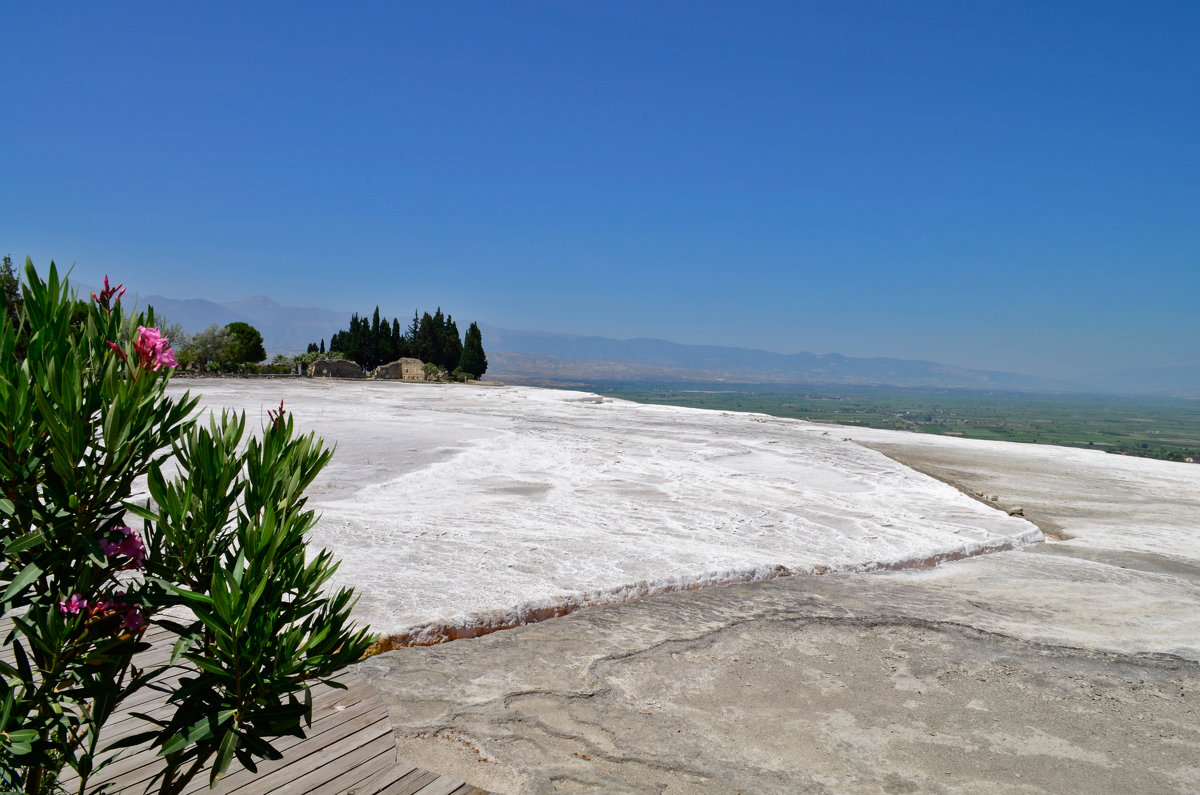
[578,381,1200,463]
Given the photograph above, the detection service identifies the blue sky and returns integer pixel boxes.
[4,2,1197,377]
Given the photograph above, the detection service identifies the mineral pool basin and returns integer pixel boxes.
[166,380,1041,646]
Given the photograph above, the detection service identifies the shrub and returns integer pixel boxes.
[0,260,373,794]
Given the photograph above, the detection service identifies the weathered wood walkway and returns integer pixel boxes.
[6,623,488,795]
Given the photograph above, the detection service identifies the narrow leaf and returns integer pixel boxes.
[2,561,43,601]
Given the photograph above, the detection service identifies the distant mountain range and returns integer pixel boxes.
[118,289,1198,396]
[477,325,1071,391]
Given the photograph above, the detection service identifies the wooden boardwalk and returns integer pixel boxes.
[6,623,488,795]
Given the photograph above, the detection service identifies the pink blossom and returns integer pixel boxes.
[59,594,88,615]
[100,526,145,570]
[90,591,123,617]
[121,608,146,632]
[59,589,146,635]
[106,340,129,365]
[267,399,287,428]
[86,593,144,633]
[90,275,125,312]
[133,326,178,371]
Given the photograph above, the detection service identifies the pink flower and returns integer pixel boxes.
[133,326,178,371]
[90,275,125,312]
[60,588,146,636]
[100,526,145,570]
[91,591,124,616]
[59,594,88,615]
[106,340,129,365]
[121,608,146,632]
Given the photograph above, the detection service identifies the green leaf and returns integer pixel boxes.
[209,577,234,625]
[169,633,195,665]
[2,561,42,601]
[210,726,240,785]
[237,732,282,761]
[152,579,216,609]
[3,529,45,556]
[12,639,33,685]
[2,729,38,743]
[158,710,235,757]
[184,655,235,679]
[122,501,158,522]
[106,728,161,750]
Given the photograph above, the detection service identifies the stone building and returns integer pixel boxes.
[308,359,365,378]
[373,357,426,381]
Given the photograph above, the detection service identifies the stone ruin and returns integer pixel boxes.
[308,359,365,379]
[373,358,427,381]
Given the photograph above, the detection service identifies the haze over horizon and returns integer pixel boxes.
[4,2,1197,380]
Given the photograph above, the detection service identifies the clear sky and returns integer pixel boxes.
[4,2,1197,377]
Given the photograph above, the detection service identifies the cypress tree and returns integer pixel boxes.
[431,307,446,367]
[416,312,438,364]
[324,306,475,371]
[377,313,394,366]
[459,321,487,378]
[442,314,463,372]
[366,307,382,367]
[391,318,406,359]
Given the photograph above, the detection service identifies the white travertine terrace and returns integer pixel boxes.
[168,381,1042,642]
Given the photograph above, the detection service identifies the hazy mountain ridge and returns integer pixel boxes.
[480,325,1063,391]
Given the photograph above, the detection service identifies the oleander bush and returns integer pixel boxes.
[0,259,374,794]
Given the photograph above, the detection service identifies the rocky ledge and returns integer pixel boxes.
[357,432,1200,794]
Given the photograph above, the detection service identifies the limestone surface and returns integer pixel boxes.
[358,572,1200,794]
[165,381,1200,792]
[355,407,1200,793]
[167,381,1039,644]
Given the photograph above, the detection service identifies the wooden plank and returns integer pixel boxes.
[375,767,442,795]
[343,755,492,795]
[209,715,391,794]
[3,616,494,795]
[296,746,401,795]
[92,686,386,794]
[256,723,395,795]
[142,691,387,794]
[448,786,491,795]
[65,676,379,793]
[183,698,392,794]
[408,776,472,795]
[87,754,163,795]
[89,672,375,780]
[341,761,420,795]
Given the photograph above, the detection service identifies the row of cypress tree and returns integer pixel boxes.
[311,306,487,377]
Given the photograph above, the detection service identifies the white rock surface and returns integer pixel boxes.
[827,423,1200,560]
[169,381,1041,642]
[342,398,1200,794]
